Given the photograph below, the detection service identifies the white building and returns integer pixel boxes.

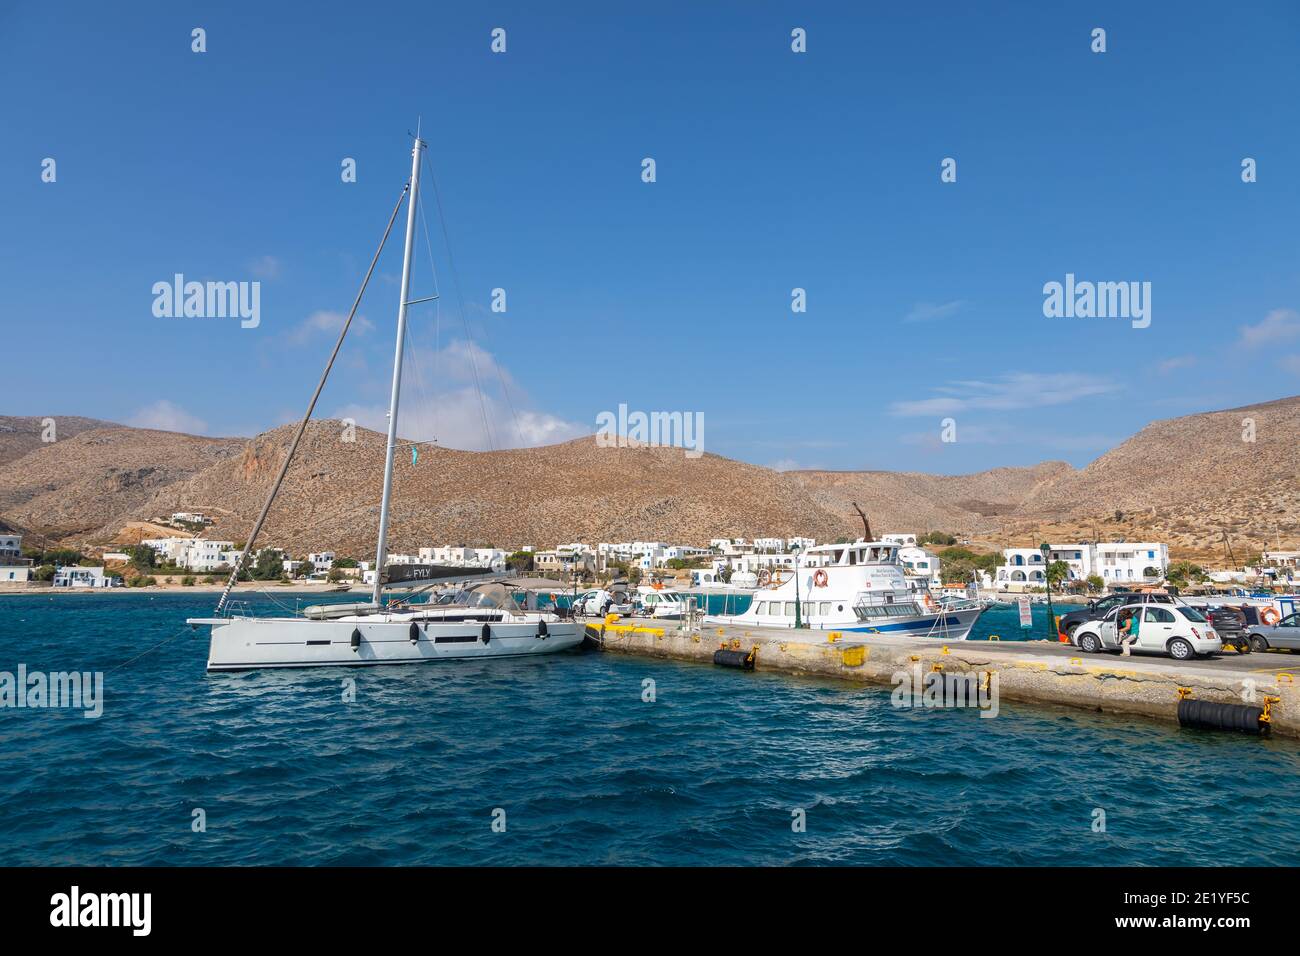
[787,537,816,551]
[882,533,918,548]
[753,537,785,553]
[995,548,1049,589]
[419,546,508,569]
[140,537,237,572]
[0,533,31,583]
[708,538,750,556]
[1263,551,1300,569]
[897,546,941,588]
[53,566,119,588]
[0,534,23,562]
[308,551,336,573]
[1093,542,1167,583]
[171,511,211,526]
[995,542,1168,590]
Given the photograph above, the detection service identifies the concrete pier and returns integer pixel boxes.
[586,617,1300,739]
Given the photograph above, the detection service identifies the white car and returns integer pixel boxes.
[574,588,635,618]
[1073,602,1221,660]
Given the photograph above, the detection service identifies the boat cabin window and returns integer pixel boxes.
[447,582,522,612]
[849,550,858,566]
[755,602,767,615]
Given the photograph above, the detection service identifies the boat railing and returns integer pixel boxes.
[223,599,253,618]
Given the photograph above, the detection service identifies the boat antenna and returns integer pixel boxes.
[213,181,411,616]
[851,502,873,541]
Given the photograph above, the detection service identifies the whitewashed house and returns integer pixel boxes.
[996,542,1167,590]
[53,566,119,588]
[897,546,941,588]
[0,534,31,584]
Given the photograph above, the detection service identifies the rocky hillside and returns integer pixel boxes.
[0,395,1296,561]
[1001,394,1300,558]
[0,416,120,468]
[788,462,1074,535]
[0,427,244,539]
[120,423,855,554]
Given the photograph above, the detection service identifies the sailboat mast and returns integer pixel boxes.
[372,134,424,605]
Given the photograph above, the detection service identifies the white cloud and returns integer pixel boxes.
[1157,355,1196,374]
[128,400,208,435]
[248,255,282,280]
[904,300,965,323]
[331,339,583,451]
[289,309,374,344]
[1238,308,1300,349]
[889,372,1119,417]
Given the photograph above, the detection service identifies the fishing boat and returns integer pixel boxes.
[702,539,984,639]
[187,134,581,670]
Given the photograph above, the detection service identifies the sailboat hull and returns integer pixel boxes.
[190,616,582,672]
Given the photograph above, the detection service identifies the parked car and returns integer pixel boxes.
[1060,591,1181,642]
[1073,602,1221,660]
[1203,605,1251,653]
[574,587,635,618]
[1244,609,1300,653]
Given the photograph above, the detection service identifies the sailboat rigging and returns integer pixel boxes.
[189,134,581,670]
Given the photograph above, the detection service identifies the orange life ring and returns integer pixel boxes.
[652,581,663,590]
[812,569,829,588]
[1260,607,1281,625]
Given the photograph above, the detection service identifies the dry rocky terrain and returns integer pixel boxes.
[0,395,1296,562]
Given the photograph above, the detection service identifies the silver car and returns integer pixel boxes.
[1246,610,1300,652]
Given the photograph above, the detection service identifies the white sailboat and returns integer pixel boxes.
[188,135,581,671]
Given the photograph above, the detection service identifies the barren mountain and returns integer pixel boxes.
[788,462,1074,536]
[119,423,854,554]
[1,395,1296,561]
[1003,394,1300,558]
[0,416,120,467]
[0,427,244,539]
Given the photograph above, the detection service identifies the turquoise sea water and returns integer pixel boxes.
[0,592,1297,866]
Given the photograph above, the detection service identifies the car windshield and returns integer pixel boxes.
[1177,607,1207,623]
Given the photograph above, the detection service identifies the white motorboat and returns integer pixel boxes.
[635,584,689,620]
[188,135,580,670]
[704,539,984,639]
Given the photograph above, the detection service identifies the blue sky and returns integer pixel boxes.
[3,1,1298,473]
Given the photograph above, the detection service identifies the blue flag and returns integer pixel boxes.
[412,445,418,466]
